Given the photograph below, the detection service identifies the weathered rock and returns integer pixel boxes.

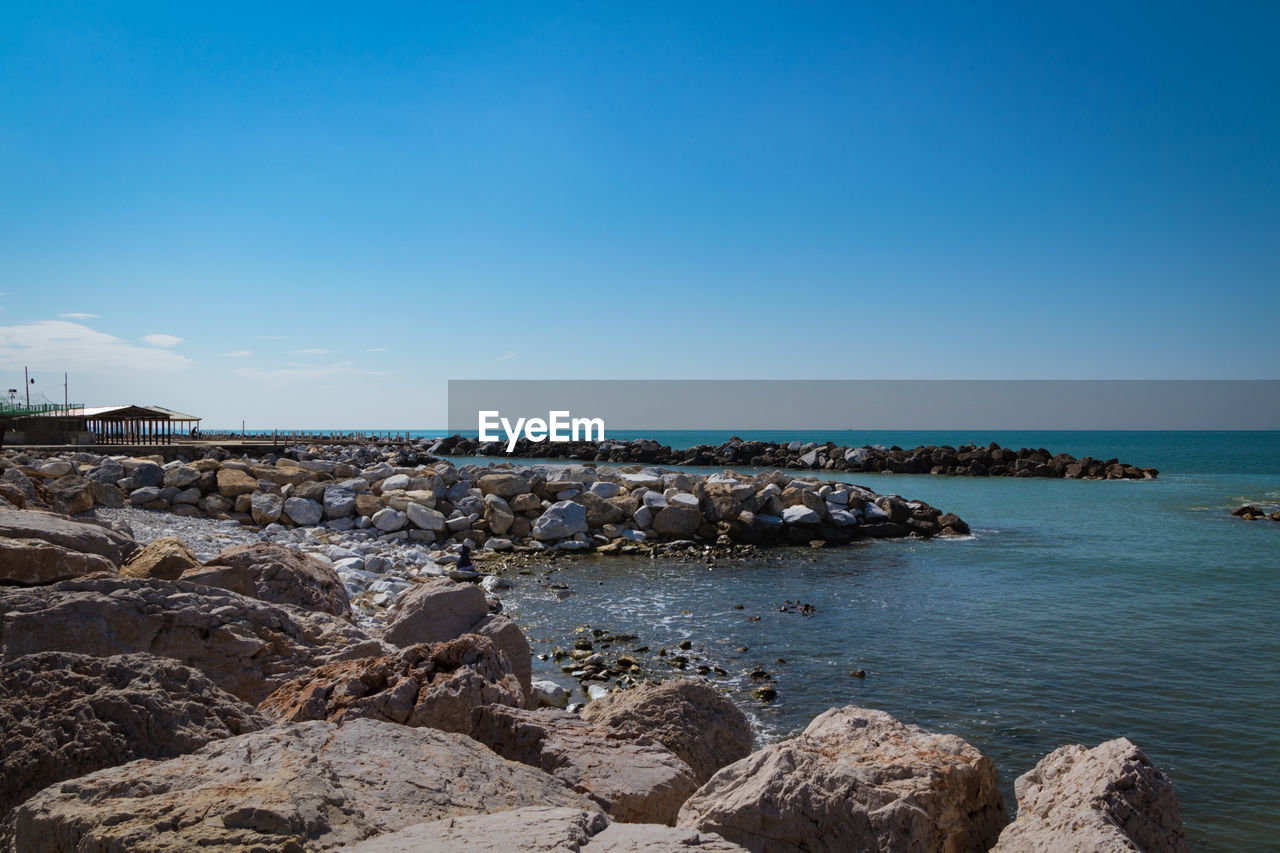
[259,634,523,734]
[484,493,515,535]
[324,483,358,518]
[652,505,703,538]
[989,738,1189,853]
[46,475,94,515]
[0,537,115,585]
[162,465,201,488]
[372,506,408,532]
[581,680,753,785]
[215,467,257,498]
[120,536,199,580]
[479,473,532,499]
[406,501,446,531]
[469,705,699,825]
[87,480,124,508]
[282,495,324,526]
[0,651,267,819]
[183,542,352,619]
[677,705,1008,853]
[471,614,533,704]
[249,491,284,525]
[0,576,384,704]
[0,509,134,565]
[342,807,748,852]
[8,718,593,852]
[533,500,590,540]
[129,461,164,489]
[383,577,491,647]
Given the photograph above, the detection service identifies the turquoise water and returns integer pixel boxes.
[449,431,1279,851]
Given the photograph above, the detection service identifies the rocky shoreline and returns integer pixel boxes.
[0,501,1192,851]
[436,434,1160,480]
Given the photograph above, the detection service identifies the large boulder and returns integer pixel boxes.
[479,473,532,499]
[0,576,385,705]
[324,483,358,518]
[249,491,284,525]
[469,705,699,825]
[258,634,523,734]
[0,509,134,565]
[581,679,753,784]
[343,807,748,853]
[282,496,323,526]
[6,718,594,852]
[0,537,115,585]
[0,651,267,820]
[383,577,491,647]
[214,467,257,498]
[533,500,589,540]
[471,614,533,704]
[989,738,1189,853]
[184,543,352,619]
[46,475,94,515]
[120,536,199,580]
[652,506,703,539]
[677,705,1008,853]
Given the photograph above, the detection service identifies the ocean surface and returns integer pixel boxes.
[276,429,1276,848]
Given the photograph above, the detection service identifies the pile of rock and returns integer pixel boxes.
[1231,503,1280,522]
[1,448,972,555]
[436,435,1160,480]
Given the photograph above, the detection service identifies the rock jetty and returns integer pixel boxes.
[1231,503,1280,522]
[435,434,1160,480]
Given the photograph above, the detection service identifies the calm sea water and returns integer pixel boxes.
[418,430,1277,851]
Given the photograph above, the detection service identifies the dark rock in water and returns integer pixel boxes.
[258,634,523,735]
[0,651,267,820]
[581,679,753,785]
[0,576,385,705]
[7,718,593,852]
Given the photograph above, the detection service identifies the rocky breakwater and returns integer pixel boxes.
[3,446,971,557]
[1231,502,1280,522]
[437,434,1160,480]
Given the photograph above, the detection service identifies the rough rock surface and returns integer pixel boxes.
[0,508,134,565]
[0,651,266,820]
[185,542,352,619]
[7,718,594,852]
[0,536,115,585]
[383,577,490,646]
[677,705,1008,853]
[0,576,385,704]
[990,738,1190,853]
[343,806,748,852]
[581,679,753,784]
[258,634,523,734]
[469,705,699,825]
[120,536,199,580]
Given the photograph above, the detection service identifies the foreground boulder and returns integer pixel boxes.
[344,806,748,852]
[384,577,532,704]
[0,651,267,820]
[183,542,352,619]
[0,508,134,565]
[581,679,753,785]
[469,705,699,825]
[0,576,385,704]
[120,536,199,580]
[678,706,1008,853]
[6,718,594,852]
[258,634,523,734]
[0,536,114,585]
[990,738,1189,853]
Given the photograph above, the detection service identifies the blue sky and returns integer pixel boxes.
[2,2,1277,427]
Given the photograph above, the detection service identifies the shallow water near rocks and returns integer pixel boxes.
[483,431,1280,851]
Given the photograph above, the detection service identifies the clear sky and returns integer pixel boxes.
[2,2,1277,427]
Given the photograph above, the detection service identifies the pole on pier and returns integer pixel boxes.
[24,367,29,407]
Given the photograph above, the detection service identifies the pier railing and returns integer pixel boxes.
[190,430,415,445]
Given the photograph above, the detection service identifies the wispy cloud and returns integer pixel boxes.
[255,335,288,340]
[366,347,388,353]
[142,333,183,348]
[291,348,332,355]
[495,351,517,361]
[0,320,191,372]
[222,350,253,358]
[60,312,99,320]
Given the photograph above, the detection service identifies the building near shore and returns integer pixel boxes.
[0,403,201,446]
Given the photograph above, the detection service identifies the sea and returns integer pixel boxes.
[330,430,1280,849]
